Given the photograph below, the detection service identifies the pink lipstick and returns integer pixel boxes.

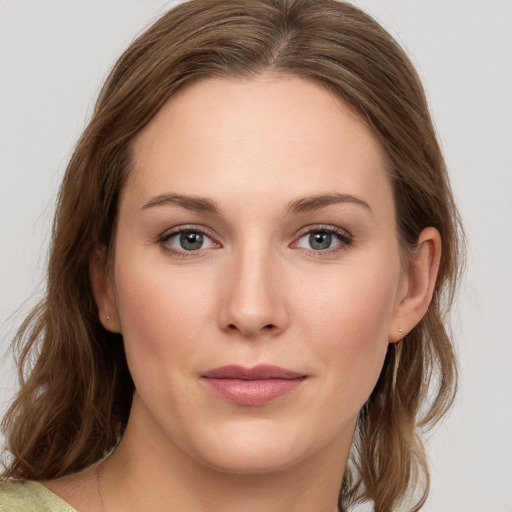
[201,365,307,406]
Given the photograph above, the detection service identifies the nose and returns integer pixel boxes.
[218,247,288,338]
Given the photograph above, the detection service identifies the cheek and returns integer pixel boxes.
[296,261,397,341]
[113,254,216,374]
[293,262,398,411]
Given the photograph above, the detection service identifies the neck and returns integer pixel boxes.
[101,399,352,512]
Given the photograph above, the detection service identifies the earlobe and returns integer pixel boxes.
[89,245,122,333]
[389,227,441,343]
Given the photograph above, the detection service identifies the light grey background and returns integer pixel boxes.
[1,1,511,511]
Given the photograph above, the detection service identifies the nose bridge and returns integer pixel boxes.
[219,238,287,337]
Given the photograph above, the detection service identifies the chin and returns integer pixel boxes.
[182,415,349,476]
[195,442,307,475]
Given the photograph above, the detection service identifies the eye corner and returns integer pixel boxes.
[291,225,354,256]
[158,225,222,258]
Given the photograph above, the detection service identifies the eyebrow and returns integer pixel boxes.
[140,191,371,216]
[286,193,372,215]
[140,193,221,214]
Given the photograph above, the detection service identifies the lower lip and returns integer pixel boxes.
[202,378,306,406]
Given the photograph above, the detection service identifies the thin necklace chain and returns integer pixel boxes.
[95,462,106,512]
[94,460,340,512]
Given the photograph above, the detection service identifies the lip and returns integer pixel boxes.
[201,365,308,406]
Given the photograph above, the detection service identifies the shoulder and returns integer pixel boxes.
[0,480,77,512]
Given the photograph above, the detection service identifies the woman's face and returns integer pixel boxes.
[106,74,408,473]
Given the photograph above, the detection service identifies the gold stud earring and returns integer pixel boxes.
[398,328,403,333]
[106,315,110,321]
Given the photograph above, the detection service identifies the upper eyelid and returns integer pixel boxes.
[159,223,351,235]
[158,226,220,257]
[157,224,353,248]
[294,224,352,239]
[160,224,218,240]
[290,225,354,252]
[158,226,221,255]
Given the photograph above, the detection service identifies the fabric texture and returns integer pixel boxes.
[0,480,77,512]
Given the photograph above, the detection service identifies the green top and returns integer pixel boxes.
[0,480,77,512]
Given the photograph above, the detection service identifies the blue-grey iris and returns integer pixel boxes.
[180,232,204,250]
[310,232,332,250]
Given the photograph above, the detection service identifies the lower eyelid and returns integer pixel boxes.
[158,226,223,257]
[158,225,352,256]
[293,227,352,247]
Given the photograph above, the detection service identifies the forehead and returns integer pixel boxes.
[126,74,392,217]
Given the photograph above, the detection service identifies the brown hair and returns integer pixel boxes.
[1,1,463,510]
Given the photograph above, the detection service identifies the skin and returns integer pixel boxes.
[46,74,441,512]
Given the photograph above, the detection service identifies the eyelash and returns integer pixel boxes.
[291,225,353,257]
[158,224,353,258]
[159,225,220,258]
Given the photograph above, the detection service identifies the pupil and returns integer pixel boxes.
[180,232,203,250]
[310,232,331,250]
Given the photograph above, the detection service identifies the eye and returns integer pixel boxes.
[293,227,352,253]
[161,228,218,254]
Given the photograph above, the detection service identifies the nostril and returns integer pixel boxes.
[226,323,276,332]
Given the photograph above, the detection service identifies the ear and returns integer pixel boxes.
[89,245,122,333]
[389,227,442,343]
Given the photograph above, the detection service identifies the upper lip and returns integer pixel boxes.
[201,364,306,380]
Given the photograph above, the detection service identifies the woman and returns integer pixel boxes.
[0,0,463,511]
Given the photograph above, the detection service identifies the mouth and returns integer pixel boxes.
[200,365,308,406]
